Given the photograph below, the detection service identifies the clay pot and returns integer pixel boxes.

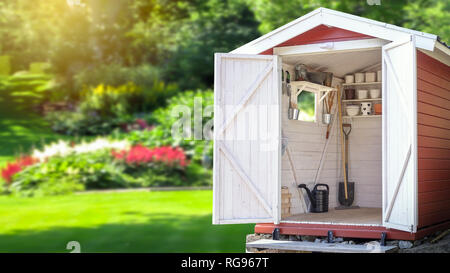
[374,103,382,115]
[345,89,356,100]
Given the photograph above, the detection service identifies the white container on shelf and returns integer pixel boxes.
[377,70,382,82]
[355,73,365,83]
[370,89,381,99]
[365,72,376,82]
[345,75,355,83]
[360,102,373,116]
[358,89,368,99]
[346,105,360,116]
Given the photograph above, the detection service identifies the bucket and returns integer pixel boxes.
[288,108,300,120]
[322,113,333,124]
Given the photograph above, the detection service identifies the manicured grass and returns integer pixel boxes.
[0,190,253,253]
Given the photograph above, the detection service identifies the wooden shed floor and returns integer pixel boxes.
[282,207,382,226]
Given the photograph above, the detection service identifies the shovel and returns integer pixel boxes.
[343,123,352,180]
[335,86,358,209]
[336,123,359,209]
[337,124,358,208]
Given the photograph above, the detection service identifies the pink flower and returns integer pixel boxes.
[1,156,38,183]
[112,145,189,167]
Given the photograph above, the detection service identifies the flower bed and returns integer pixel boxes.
[0,138,211,197]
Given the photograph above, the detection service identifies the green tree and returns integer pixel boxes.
[403,0,450,43]
[163,0,261,90]
[247,0,409,34]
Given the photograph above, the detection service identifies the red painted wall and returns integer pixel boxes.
[259,25,373,55]
[417,50,450,229]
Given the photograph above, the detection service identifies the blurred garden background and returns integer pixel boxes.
[0,0,448,252]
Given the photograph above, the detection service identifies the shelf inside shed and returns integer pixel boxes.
[342,82,382,87]
[289,81,335,93]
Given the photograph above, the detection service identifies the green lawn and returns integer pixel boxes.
[0,190,253,253]
[0,76,252,253]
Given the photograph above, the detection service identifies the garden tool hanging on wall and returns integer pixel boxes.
[324,91,335,139]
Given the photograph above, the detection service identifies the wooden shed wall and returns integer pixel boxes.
[416,50,450,229]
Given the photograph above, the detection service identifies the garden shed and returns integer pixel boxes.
[213,8,450,241]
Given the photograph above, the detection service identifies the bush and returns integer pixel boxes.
[74,64,178,112]
[46,81,178,136]
[114,90,214,167]
[2,138,211,197]
[111,145,210,187]
[74,64,159,91]
[9,151,125,197]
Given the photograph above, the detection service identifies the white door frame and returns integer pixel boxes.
[275,38,417,231]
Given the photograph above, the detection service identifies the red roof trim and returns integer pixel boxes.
[260,25,373,55]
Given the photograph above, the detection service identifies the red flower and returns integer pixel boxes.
[112,145,188,167]
[1,156,38,183]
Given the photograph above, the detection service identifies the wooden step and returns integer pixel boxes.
[246,239,397,253]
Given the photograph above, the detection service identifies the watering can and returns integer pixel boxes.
[298,184,329,213]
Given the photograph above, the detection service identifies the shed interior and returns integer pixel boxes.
[280,48,384,226]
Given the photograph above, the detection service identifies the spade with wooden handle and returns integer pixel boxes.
[343,123,352,180]
[337,85,348,199]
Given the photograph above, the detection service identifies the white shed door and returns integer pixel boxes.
[382,36,418,232]
[213,53,281,225]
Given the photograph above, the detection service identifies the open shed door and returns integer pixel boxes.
[382,36,418,232]
[213,53,281,224]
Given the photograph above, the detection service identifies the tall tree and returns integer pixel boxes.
[247,0,409,34]
[162,0,261,90]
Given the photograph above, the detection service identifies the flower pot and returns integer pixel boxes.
[369,89,381,99]
[365,72,376,82]
[355,73,365,83]
[345,89,356,100]
[345,75,355,84]
[357,89,368,99]
[374,103,382,115]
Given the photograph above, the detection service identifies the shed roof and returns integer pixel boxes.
[232,8,449,56]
